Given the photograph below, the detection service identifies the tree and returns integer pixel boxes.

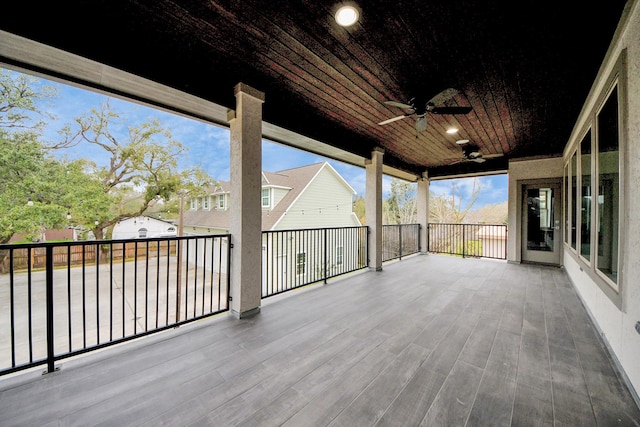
[0,128,107,243]
[0,69,73,243]
[57,100,213,239]
[352,195,366,225]
[429,178,483,223]
[383,178,417,224]
[0,68,57,131]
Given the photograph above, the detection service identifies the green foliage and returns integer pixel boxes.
[0,69,214,242]
[352,195,365,225]
[0,69,58,131]
[57,100,214,239]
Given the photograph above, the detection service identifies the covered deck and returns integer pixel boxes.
[1,255,638,426]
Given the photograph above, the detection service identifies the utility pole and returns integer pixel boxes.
[176,190,186,322]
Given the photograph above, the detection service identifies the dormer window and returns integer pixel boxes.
[262,188,270,208]
[218,194,226,210]
[202,196,210,210]
[190,198,198,210]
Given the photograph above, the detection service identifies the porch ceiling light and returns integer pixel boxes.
[456,139,469,145]
[446,128,459,134]
[335,5,359,27]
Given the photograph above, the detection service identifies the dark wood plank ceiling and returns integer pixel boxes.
[0,0,628,178]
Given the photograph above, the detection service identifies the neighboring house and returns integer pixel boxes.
[182,161,361,233]
[181,162,363,293]
[111,216,177,240]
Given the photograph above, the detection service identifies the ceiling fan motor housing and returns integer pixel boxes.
[463,145,481,158]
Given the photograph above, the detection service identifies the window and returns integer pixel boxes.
[202,196,210,210]
[190,198,198,210]
[596,84,619,286]
[336,246,344,265]
[580,130,592,261]
[562,51,624,305]
[570,151,577,250]
[296,252,306,275]
[218,194,225,210]
[262,188,270,208]
[138,228,148,238]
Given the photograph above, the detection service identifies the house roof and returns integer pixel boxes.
[183,162,347,230]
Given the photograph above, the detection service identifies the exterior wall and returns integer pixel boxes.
[561,0,640,398]
[271,187,289,208]
[507,157,564,262]
[184,226,228,235]
[273,166,357,230]
[112,216,176,239]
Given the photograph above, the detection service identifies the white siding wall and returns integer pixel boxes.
[271,187,289,208]
[274,167,355,230]
[112,217,177,239]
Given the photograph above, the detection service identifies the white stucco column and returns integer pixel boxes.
[417,171,430,254]
[366,148,384,271]
[228,83,264,318]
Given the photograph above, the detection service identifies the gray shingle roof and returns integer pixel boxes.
[182,162,326,231]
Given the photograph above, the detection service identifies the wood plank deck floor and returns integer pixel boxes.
[1,254,639,426]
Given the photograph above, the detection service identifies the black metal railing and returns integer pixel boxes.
[261,226,368,298]
[0,235,230,376]
[382,224,421,262]
[428,223,507,259]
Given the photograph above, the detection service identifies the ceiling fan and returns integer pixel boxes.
[378,88,472,133]
[448,141,503,164]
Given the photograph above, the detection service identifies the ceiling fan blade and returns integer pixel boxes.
[482,153,504,159]
[384,100,414,110]
[378,115,407,125]
[429,106,473,115]
[428,88,459,105]
[471,157,486,163]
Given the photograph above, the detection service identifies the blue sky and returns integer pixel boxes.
[31,72,507,209]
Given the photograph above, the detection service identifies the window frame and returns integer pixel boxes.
[295,252,306,276]
[578,128,593,265]
[262,188,271,208]
[594,81,621,291]
[562,49,626,308]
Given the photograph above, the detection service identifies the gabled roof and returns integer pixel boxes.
[183,162,351,230]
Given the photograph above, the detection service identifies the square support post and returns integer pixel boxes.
[417,171,430,254]
[228,83,265,319]
[365,148,384,271]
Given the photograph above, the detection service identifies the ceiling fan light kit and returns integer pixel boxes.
[379,88,472,133]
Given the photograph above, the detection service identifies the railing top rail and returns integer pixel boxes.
[262,225,367,234]
[0,233,231,250]
[428,223,507,227]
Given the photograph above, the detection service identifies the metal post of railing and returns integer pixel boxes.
[323,228,328,284]
[462,224,466,258]
[398,225,403,260]
[45,245,57,374]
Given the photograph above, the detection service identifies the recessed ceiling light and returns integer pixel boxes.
[335,5,359,27]
[456,139,469,145]
[446,128,459,134]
